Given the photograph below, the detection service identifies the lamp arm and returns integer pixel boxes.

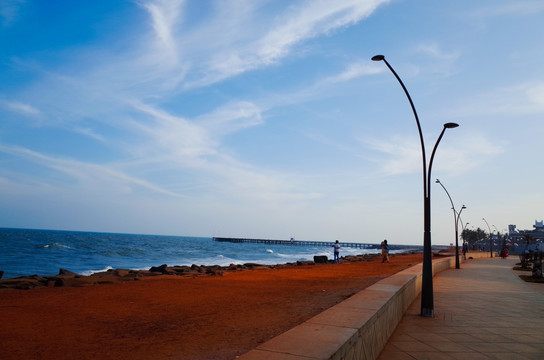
[382,58,427,198]
[437,181,455,213]
[427,127,447,199]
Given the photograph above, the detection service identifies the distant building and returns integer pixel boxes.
[508,220,544,242]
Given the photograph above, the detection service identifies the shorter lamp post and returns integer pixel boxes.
[455,206,466,267]
[492,225,500,252]
[483,218,493,257]
[462,222,469,248]
[436,179,465,269]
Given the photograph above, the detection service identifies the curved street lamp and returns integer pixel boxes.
[372,54,459,317]
[456,210,466,239]
[462,222,469,248]
[435,179,465,269]
[455,208,466,260]
[482,217,493,257]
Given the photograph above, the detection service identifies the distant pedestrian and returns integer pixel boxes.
[381,239,390,263]
[462,241,468,260]
[332,240,341,264]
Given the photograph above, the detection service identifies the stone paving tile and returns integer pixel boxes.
[411,325,467,334]
[461,342,508,353]
[424,341,474,353]
[448,352,495,359]
[438,333,483,343]
[505,333,543,343]
[487,327,518,335]
[521,354,544,360]
[387,333,417,342]
[470,333,513,343]
[390,340,436,352]
[495,342,542,354]
[487,353,535,360]
[405,351,457,359]
[376,348,415,360]
[404,332,454,343]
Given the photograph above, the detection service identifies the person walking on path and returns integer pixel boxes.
[332,240,341,264]
[381,239,389,263]
[462,241,468,260]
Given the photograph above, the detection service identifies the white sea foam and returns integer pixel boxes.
[42,242,73,249]
[80,266,114,276]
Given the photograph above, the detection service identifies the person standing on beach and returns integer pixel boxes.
[332,240,341,264]
[381,239,390,263]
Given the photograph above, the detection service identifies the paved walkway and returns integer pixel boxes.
[377,257,544,360]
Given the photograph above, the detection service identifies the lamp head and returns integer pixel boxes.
[461,205,466,209]
[372,55,385,61]
[435,179,440,183]
[444,122,459,129]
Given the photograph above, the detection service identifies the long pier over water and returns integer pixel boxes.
[213,237,422,251]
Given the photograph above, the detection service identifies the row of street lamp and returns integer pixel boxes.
[371,55,497,317]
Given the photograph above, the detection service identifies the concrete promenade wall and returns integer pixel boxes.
[238,251,491,360]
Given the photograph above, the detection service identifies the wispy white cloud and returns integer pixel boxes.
[451,81,544,118]
[256,59,385,111]
[256,0,386,64]
[471,1,544,17]
[125,100,319,202]
[363,136,421,175]
[526,83,544,108]
[7,0,388,131]
[414,43,460,61]
[0,143,184,197]
[361,133,503,176]
[323,61,383,83]
[0,99,40,116]
[137,0,184,63]
[197,101,263,137]
[178,0,390,88]
[72,127,106,142]
[0,0,25,27]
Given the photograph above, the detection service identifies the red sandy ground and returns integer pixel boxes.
[0,254,422,360]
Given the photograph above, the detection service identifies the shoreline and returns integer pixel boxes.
[0,253,423,360]
[0,252,397,289]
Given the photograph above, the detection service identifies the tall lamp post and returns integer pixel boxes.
[435,179,465,269]
[482,217,493,257]
[372,55,459,317]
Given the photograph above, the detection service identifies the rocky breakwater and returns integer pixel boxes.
[0,253,380,290]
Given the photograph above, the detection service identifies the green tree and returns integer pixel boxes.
[461,227,487,247]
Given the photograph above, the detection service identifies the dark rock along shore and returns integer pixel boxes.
[0,254,381,290]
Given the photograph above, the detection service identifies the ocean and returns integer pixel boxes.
[0,228,415,279]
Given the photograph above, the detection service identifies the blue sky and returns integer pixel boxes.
[1,0,543,245]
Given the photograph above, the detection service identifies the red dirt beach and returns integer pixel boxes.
[0,253,422,360]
